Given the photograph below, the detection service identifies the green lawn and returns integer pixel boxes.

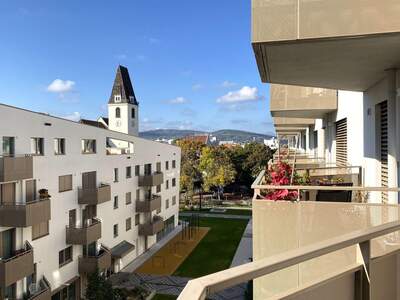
[152,294,177,300]
[181,208,252,216]
[173,217,249,278]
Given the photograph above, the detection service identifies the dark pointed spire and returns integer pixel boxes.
[108,65,138,105]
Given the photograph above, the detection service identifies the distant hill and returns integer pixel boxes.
[139,129,274,144]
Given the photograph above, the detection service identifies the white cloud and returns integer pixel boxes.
[192,83,203,91]
[64,112,81,122]
[217,86,263,104]
[168,97,189,105]
[165,120,193,130]
[221,80,236,88]
[47,79,75,93]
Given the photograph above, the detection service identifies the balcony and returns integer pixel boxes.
[138,172,164,187]
[78,184,111,205]
[178,200,400,300]
[0,155,33,182]
[139,216,164,236]
[0,242,34,288]
[66,218,102,245]
[78,246,111,274]
[136,195,162,213]
[0,198,51,227]
[27,277,51,300]
[252,0,400,91]
[271,85,337,118]
[273,117,315,128]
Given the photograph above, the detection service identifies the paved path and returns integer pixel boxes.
[110,272,247,300]
[180,212,251,220]
[121,225,182,273]
[231,219,253,267]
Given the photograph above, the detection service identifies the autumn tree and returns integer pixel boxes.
[175,140,204,202]
[199,146,236,200]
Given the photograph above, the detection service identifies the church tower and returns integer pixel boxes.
[108,65,139,136]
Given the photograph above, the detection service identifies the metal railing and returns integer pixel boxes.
[178,217,400,299]
[0,241,32,263]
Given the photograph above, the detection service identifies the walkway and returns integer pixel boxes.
[230,219,253,267]
[121,224,182,273]
[109,272,247,300]
[179,212,251,220]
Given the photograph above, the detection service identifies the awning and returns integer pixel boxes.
[111,240,135,259]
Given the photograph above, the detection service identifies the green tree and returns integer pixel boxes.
[175,140,204,202]
[227,142,274,188]
[86,271,115,300]
[199,146,236,200]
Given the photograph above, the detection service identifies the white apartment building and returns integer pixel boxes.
[0,65,180,299]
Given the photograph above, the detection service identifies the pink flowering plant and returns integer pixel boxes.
[263,161,308,201]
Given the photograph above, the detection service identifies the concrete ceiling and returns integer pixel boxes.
[253,32,400,91]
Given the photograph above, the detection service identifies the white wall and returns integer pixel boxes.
[0,103,180,296]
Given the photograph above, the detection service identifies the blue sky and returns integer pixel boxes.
[0,0,273,135]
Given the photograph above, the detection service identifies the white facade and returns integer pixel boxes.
[0,102,180,298]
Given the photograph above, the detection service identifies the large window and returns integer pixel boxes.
[172,160,176,169]
[113,224,119,238]
[126,166,132,178]
[54,138,66,155]
[126,192,131,205]
[82,139,96,154]
[144,164,152,175]
[165,161,169,170]
[59,175,72,192]
[126,218,132,231]
[165,180,169,190]
[172,178,176,187]
[131,108,135,119]
[114,168,119,182]
[59,246,73,267]
[135,214,140,226]
[172,196,176,206]
[113,196,118,209]
[2,137,14,156]
[135,165,140,176]
[116,107,121,118]
[31,137,44,155]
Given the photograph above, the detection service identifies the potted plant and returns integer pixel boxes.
[263,161,306,201]
[38,189,51,199]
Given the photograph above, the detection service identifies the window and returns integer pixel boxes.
[135,214,140,225]
[82,139,96,154]
[136,189,140,201]
[144,164,152,175]
[126,192,131,205]
[172,178,176,187]
[172,196,176,206]
[115,107,121,118]
[115,95,121,102]
[156,185,161,193]
[166,198,169,209]
[2,137,15,156]
[131,108,135,119]
[54,138,65,155]
[166,180,169,190]
[156,162,161,172]
[165,161,169,170]
[114,196,118,209]
[135,165,140,176]
[59,175,73,192]
[31,137,44,155]
[113,224,119,237]
[126,218,132,231]
[114,168,119,182]
[32,221,49,240]
[59,246,73,267]
[172,160,176,168]
[126,166,132,178]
